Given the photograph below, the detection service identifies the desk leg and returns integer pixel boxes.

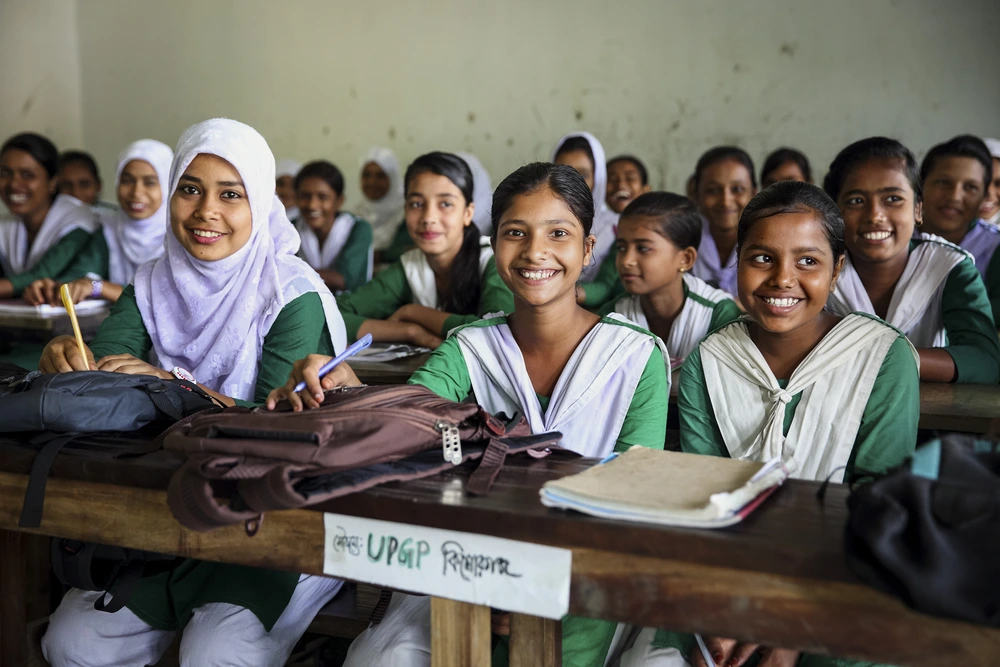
[0,529,29,666]
[430,597,490,667]
[509,613,560,667]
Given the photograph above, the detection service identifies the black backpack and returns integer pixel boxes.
[845,434,1000,626]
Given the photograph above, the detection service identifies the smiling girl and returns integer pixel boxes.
[334,151,513,348]
[271,162,670,667]
[689,146,759,296]
[23,139,174,305]
[39,119,347,667]
[823,137,1000,384]
[601,192,741,369]
[356,147,406,253]
[293,159,373,292]
[0,133,97,298]
[636,181,919,667]
[918,135,1000,323]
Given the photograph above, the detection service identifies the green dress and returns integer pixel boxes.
[294,213,374,292]
[87,285,336,630]
[3,228,93,295]
[56,229,110,281]
[407,316,669,667]
[335,255,515,342]
[579,245,622,309]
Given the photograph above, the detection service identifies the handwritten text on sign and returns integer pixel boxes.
[322,512,572,619]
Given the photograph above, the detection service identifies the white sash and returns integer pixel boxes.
[455,313,669,458]
[700,314,915,482]
[614,274,734,364]
[296,212,373,283]
[0,195,97,275]
[827,235,968,347]
[401,236,492,308]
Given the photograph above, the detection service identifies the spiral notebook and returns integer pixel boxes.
[539,446,789,528]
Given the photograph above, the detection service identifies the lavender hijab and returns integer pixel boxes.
[101,139,174,285]
[132,119,347,401]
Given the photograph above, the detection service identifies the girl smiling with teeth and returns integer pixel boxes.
[823,137,1000,384]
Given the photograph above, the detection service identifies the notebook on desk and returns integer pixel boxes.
[540,446,789,528]
[0,299,110,318]
[353,343,430,363]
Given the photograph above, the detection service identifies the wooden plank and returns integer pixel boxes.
[430,597,491,667]
[509,613,560,667]
[0,529,29,667]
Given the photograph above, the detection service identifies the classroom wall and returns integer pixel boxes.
[12,0,1000,210]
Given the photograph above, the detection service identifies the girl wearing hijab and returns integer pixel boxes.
[23,139,174,305]
[356,147,406,252]
[457,151,494,235]
[275,158,302,219]
[980,138,1000,226]
[39,118,347,667]
[0,132,97,298]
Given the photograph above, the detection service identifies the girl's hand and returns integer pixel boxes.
[63,278,95,304]
[388,304,416,323]
[406,323,443,350]
[96,354,172,379]
[23,278,59,306]
[757,648,801,667]
[692,637,759,667]
[39,335,97,373]
[265,355,362,412]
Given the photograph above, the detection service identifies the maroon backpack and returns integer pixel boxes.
[164,384,562,532]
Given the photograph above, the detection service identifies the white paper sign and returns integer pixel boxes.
[322,512,572,619]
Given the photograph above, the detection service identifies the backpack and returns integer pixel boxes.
[164,384,563,533]
[845,434,1000,626]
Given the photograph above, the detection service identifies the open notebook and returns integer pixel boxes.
[540,446,789,528]
[0,299,110,318]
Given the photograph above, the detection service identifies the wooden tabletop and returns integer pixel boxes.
[0,438,996,666]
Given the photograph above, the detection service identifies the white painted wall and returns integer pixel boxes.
[0,0,84,151]
[9,0,1000,210]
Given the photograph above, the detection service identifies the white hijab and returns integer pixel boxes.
[550,131,618,281]
[0,194,97,276]
[133,118,347,401]
[355,147,405,250]
[275,159,302,181]
[457,152,493,235]
[100,139,174,285]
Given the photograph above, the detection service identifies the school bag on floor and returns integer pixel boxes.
[844,434,1000,626]
[164,384,563,532]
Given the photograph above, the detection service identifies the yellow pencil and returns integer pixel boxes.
[60,284,89,368]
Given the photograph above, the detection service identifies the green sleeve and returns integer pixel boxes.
[335,261,413,342]
[940,258,1000,384]
[406,335,473,402]
[613,345,669,452]
[442,256,515,336]
[580,246,622,309]
[380,220,412,264]
[677,346,729,456]
[846,336,919,483]
[708,298,744,331]
[595,297,618,318]
[88,285,153,360]
[332,218,373,292]
[985,248,1000,326]
[255,292,336,405]
[7,228,93,295]
[558,616,619,667]
[57,230,110,282]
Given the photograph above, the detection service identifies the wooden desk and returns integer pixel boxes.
[351,353,430,385]
[0,441,996,666]
[0,307,109,344]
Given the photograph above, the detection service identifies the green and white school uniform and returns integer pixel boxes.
[295,212,374,292]
[625,314,919,667]
[343,314,670,667]
[0,194,96,295]
[579,244,621,308]
[826,234,1000,384]
[336,237,515,342]
[600,273,742,368]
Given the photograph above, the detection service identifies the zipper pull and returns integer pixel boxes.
[436,420,462,464]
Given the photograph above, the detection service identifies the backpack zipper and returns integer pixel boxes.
[436,420,462,464]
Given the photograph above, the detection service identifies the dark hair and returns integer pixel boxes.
[491,162,595,239]
[738,181,845,262]
[607,155,648,185]
[621,192,701,249]
[761,147,812,185]
[295,160,345,196]
[823,137,922,202]
[1,133,60,179]
[404,151,480,314]
[920,135,993,189]
[554,136,595,172]
[693,146,757,192]
[57,150,100,182]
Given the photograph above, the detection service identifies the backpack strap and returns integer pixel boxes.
[465,437,510,496]
[368,589,395,627]
[93,558,146,613]
[19,433,80,528]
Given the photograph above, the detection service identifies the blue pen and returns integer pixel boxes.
[293,333,373,394]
